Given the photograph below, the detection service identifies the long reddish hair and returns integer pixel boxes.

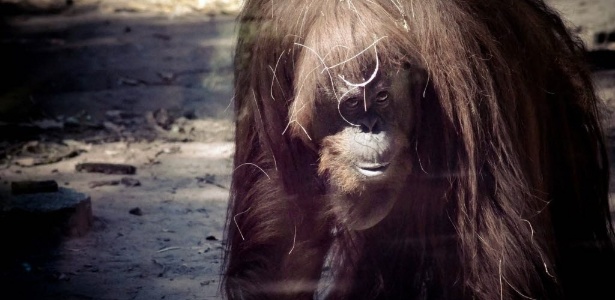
[223,1,614,299]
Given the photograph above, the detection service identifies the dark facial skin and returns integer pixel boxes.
[313,68,423,229]
[312,69,416,144]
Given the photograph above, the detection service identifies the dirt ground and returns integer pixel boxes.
[0,0,614,299]
[0,1,237,299]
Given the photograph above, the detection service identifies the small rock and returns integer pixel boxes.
[89,180,120,188]
[120,177,141,187]
[15,157,36,167]
[129,207,143,216]
[76,163,137,175]
[152,108,173,130]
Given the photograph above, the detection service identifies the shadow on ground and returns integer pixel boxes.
[1,4,235,299]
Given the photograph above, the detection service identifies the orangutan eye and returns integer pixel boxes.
[344,97,361,109]
[375,91,389,104]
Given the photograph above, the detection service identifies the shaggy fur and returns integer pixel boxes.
[222,0,615,299]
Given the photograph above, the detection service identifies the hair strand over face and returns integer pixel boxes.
[223,1,615,299]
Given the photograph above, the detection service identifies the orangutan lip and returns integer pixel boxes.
[355,162,390,177]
